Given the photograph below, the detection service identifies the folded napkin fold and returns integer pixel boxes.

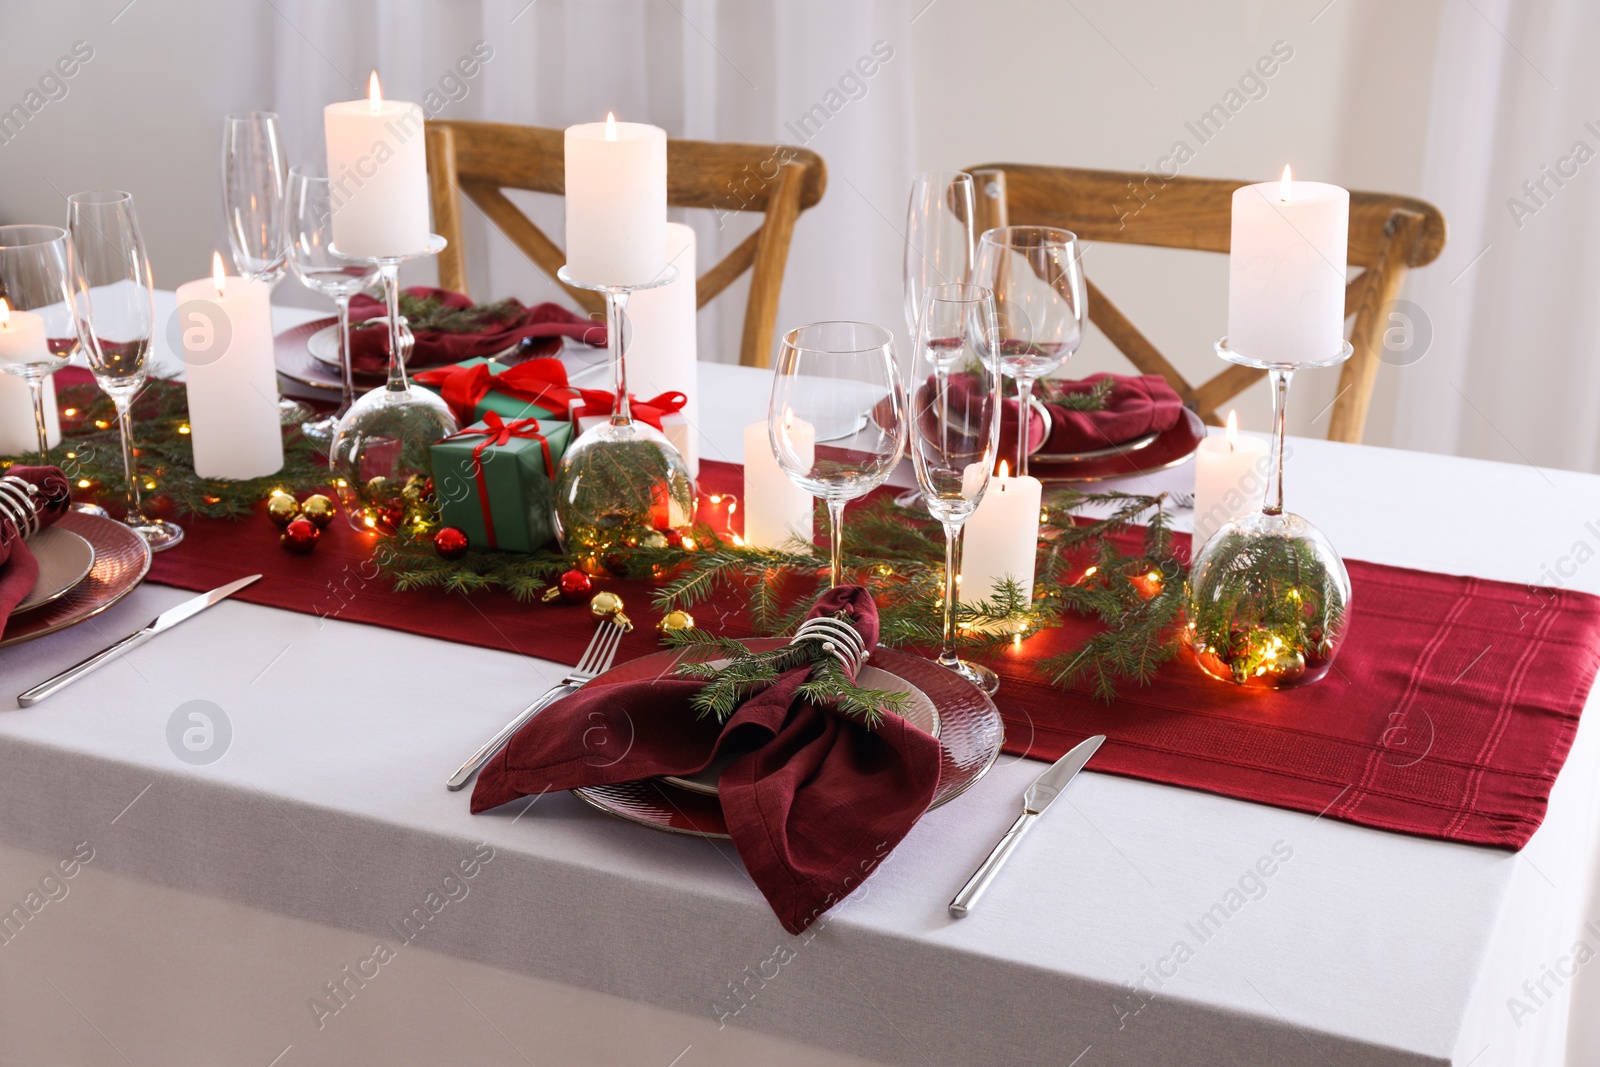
[999,372,1185,467]
[0,465,71,632]
[471,586,943,934]
[347,286,605,374]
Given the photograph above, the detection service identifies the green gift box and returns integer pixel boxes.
[429,414,571,552]
[415,356,574,424]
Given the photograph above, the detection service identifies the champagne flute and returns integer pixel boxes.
[897,171,975,509]
[222,110,308,423]
[770,322,906,588]
[67,190,183,550]
[909,283,1002,693]
[973,226,1086,477]
[0,225,74,455]
[287,165,379,442]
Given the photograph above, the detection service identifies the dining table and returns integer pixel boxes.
[1,291,1598,1067]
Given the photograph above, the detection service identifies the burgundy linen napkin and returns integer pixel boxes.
[0,465,71,632]
[999,372,1185,467]
[347,286,605,374]
[471,586,943,934]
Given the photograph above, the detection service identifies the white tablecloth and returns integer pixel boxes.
[2,296,1598,1066]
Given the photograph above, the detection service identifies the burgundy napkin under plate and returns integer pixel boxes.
[470,586,943,934]
[0,465,71,631]
[999,372,1186,468]
[347,286,605,374]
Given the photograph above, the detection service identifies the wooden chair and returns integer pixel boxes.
[426,121,827,368]
[965,165,1446,443]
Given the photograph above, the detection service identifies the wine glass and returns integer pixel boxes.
[769,322,906,588]
[0,226,74,455]
[897,171,975,509]
[66,190,183,550]
[973,226,1086,477]
[287,165,379,443]
[909,283,1002,693]
[222,110,309,424]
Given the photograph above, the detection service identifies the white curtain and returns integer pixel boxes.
[1390,0,1600,474]
[263,0,915,367]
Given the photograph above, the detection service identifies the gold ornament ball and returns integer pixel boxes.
[365,475,390,501]
[656,609,695,635]
[266,494,300,527]
[589,591,625,618]
[640,531,669,550]
[299,494,336,528]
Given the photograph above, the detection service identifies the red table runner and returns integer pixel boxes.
[144,460,1600,850]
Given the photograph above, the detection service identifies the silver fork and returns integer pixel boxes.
[445,618,627,791]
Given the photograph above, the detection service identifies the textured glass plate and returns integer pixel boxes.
[0,511,151,646]
[572,642,1004,839]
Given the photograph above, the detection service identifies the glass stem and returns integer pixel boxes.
[826,498,845,588]
[1263,367,1294,516]
[114,394,144,523]
[1016,377,1035,478]
[607,288,632,427]
[27,376,49,456]
[380,261,408,393]
[335,292,355,415]
[938,520,962,668]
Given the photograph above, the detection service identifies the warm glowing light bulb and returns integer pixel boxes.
[211,251,227,296]
[1225,409,1238,451]
[368,71,383,111]
[604,111,617,141]
[1279,164,1292,202]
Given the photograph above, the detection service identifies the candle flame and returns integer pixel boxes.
[1279,164,1292,202]
[211,251,227,296]
[368,71,383,111]
[997,459,1009,479]
[0,299,9,328]
[605,112,617,140]
[1225,409,1238,450]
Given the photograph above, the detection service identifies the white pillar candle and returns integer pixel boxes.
[564,114,667,286]
[960,462,1041,605]
[624,221,698,474]
[743,417,812,549]
[177,254,284,480]
[1192,410,1270,547]
[1227,166,1349,365]
[324,73,430,259]
[0,301,60,454]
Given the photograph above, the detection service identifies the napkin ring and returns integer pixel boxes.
[0,476,41,540]
[791,616,868,677]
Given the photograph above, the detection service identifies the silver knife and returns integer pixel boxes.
[948,734,1105,918]
[17,575,262,707]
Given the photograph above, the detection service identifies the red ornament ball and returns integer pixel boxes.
[558,568,593,602]
[280,517,320,554]
[433,526,469,561]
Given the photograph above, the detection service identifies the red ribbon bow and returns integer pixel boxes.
[572,388,688,431]
[414,358,580,427]
[441,412,554,549]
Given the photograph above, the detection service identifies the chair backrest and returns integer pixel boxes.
[965,164,1447,443]
[426,120,827,368]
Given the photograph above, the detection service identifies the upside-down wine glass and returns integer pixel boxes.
[972,226,1086,477]
[909,283,1002,694]
[222,110,310,424]
[897,171,976,509]
[0,226,74,456]
[66,191,184,550]
[286,165,379,443]
[769,322,906,588]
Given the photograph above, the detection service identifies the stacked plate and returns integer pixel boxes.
[1,511,152,647]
